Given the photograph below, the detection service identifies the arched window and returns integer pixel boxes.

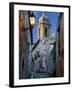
[45,28,47,36]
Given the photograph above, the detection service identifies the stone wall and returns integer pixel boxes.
[56,13,64,77]
[19,10,31,79]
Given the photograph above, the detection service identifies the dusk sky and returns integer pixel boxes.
[32,11,60,44]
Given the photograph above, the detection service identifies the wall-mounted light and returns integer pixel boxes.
[29,12,36,28]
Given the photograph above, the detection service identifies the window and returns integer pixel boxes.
[45,28,47,36]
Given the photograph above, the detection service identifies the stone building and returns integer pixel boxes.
[38,13,50,39]
[19,11,32,79]
[56,13,64,77]
[32,13,56,75]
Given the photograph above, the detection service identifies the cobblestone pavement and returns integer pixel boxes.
[30,71,53,78]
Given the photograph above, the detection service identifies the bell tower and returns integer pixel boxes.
[38,12,51,40]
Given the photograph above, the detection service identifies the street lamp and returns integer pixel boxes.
[19,11,36,44]
[28,12,36,45]
[29,12,36,28]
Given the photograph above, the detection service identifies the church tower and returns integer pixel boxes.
[38,12,51,40]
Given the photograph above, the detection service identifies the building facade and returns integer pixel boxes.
[56,13,64,77]
[19,11,32,79]
[32,14,56,75]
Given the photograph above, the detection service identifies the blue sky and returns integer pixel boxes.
[32,11,60,44]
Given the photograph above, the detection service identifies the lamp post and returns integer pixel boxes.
[28,11,36,45]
